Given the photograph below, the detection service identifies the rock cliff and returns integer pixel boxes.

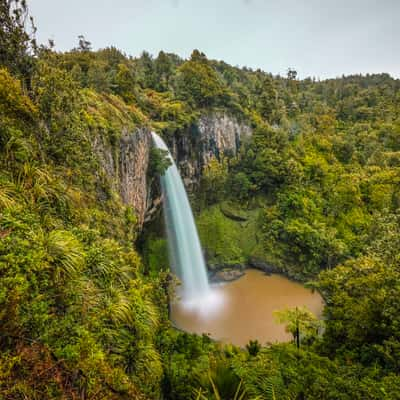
[93,127,152,228]
[93,112,252,227]
[170,112,252,188]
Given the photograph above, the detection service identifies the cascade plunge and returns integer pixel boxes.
[151,132,213,306]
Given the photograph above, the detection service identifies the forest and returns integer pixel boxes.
[1,0,400,399]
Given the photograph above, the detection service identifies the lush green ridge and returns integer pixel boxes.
[1,1,400,398]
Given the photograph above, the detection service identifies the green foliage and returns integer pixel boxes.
[256,76,280,123]
[197,206,246,265]
[0,67,37,121]
[114,62,137,102]
[175,50,233,109]
[0,0,36,79]
[229,172,254,201]
[246,340,261,357]
[31,61,96,180]
[45,229,85,281]
[158,330,215,400]
[195,375,246,400]
[148,147,172,178]
[314,212,400,370]
[143,237,169,275]
[200,156,229,206]
[1,8,400,398]
[0,65,166,398]
[233,344,400,400]
[274,307,321,348]
[197,202,267,267]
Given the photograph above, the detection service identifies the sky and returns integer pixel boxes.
[29,0,399,79]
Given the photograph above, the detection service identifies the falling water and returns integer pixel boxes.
[151,132,220,310]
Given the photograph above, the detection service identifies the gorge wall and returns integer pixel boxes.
[93,126,152,228]
[169,112,252,189]
[93,112,252,227]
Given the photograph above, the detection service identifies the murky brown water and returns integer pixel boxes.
[171,269,324,346]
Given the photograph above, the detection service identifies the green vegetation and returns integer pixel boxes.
[274,307,321,349]
[1,1,400,398]
[197,203,265,266]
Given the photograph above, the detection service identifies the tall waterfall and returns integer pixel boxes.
[151,132,212,305]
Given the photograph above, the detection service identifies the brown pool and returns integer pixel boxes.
[171,269,324,346]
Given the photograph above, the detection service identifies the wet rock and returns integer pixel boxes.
[208,263,245,282]
[213,269,245,282]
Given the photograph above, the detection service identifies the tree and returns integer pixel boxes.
[114,63,136,102]
[137,50,156,88]
[148,147,172,179]
[175,51,229,108]
[274,307,320,349]
[257,76,278,122]
[201,157,228,205]
[77,34,91,52]
[242,124,289,192]
[287,68,298,81]
[154,50,173,91]
[86,61,111,92]
[0,0,36,79]
[229,172,253,201]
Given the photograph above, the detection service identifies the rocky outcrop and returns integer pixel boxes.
[198,113,252,164]
[93,127,152,227]
[208,263,245,282]
[248,257,280,275]
[210,268,245,283]
[119,128,152,227]
[170,112,252,188]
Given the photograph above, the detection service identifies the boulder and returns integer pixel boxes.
[214,269,245,282]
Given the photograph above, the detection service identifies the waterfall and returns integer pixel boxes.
[151,132,213,307]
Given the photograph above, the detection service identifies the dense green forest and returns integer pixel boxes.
[1,1,400,398]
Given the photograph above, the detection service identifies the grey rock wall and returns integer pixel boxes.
[170,112,252,188]
[93,127,151,228]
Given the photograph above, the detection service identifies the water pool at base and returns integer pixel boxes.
[171,269,324,347]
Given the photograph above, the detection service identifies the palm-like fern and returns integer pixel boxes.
[105,283,135,327]
[0,181,18,209]
[194,376,248,400]
[45,229,85,280]
[3,134,33,166]
[241,374,295,400]
[11,162,72,214]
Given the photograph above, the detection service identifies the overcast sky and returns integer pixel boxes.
[29,0,399,79]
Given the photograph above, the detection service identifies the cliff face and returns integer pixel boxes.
[170,112,252,188]
[94,127,152,227]
[93,112,252,227]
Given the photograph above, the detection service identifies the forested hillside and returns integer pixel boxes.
[1,1,400,399]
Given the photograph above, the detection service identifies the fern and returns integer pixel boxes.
[46,229,85,280]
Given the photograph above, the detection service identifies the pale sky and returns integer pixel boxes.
[29,0,399,79]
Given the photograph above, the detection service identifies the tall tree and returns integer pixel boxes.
[0,0,36,79]
[274,306,320,348]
